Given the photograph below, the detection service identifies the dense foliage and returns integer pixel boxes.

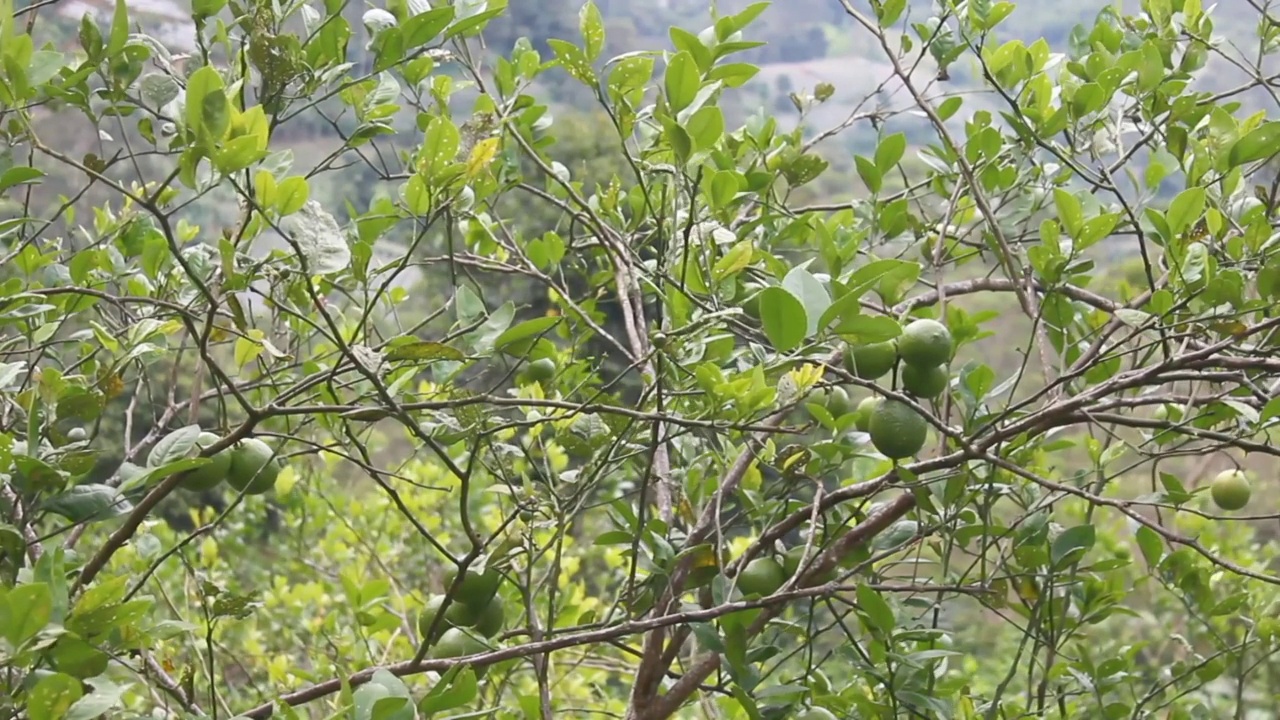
[5,0,1280,719]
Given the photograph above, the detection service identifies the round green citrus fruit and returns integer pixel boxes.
[444,596,485,627]
[184,432,232,491]
[429,628,490,677]
[844,341,897,380]
[868,400,928,459]
[736,557,786,597]
[781,546,835,585]
[442,566,502,607]
[826,386,852,416]
[898,319,953,368]
[430,627,488,658]
[66,427,87,442]
[226,438,280,495]
[854,396,881,432]
[900,363,949,398]
[1210,469,1251,511]
[473,595,506,638]
[524,358,556,382]
[417,595,455,639]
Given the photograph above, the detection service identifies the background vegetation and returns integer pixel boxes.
[4,0,1280,719]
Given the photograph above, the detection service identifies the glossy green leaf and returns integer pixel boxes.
[757,287,807,352]
[664,51,700,112]
[1228,121,1280,167]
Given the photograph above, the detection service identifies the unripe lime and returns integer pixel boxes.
[473,595,506,638]
[844,341,897,380]
[184,432,232,491]
[428,628,491,677]
[66,427,87,442]
[898,319,953,368]
[1210,469,1251,511]
[524,358,556,383]
[854,396,881,432]
[868,400,928,459]
[900,363,949,398]
[781,546,836,585]
[736,557,786,597]
[442,566,502,607]
[826,386,852,416]
[226,438,280,495]
[417,594,455,640]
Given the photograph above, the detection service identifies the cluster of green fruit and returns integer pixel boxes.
[164,432,282,495]
[814,318,955,460]
[417,566,506,672]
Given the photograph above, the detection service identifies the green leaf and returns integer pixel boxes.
[185,66,229,146]
[686,105,724,152]
[781,267,831,336]
[664,51,700,113]
[27,672,82,720]
[547,39,597,87]
[385,341,465,363]
[43,484,133,522]
[63,678,127,720]
[1166,187,1205,236]
[757,287,807,352]
[875,132,907,172]
[107,0,128,55]
[712,239,753,281]
[855,584,895,634]
[2,582,52,645]
[494,317,562,354]
[835,315,901,343]
[579,0,605,60]
[401,7,454,46]
[1228,121,1280,167]
[855,156,881,194]
[1134,526,1164,567]
[1076,213,1119,249]
[147,425,201,468]
[1050,524,1096,568]
[276,176,310,216]
[419,666,478,715]
[1053,188,1083,237]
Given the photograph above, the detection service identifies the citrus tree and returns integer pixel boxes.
[4,0,1280,718]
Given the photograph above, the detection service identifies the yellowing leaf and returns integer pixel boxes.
[465,137,500,178]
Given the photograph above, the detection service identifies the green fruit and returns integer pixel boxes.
[429,628,490,677]
[417,595,455,640]
[524,358,556,383]
[900,363,949,398]
[184,432,232,491]
[796,709,838,720]
[868,400,928,459]
[826,386,852,416]
[473,596,506,638]
[844,341,897,380]
[226,438,280,495]
[66,427,87,442]
[736,557,786,597]
[1210,469,1251,511]
[854,397,881,432]
[781,546,836,585]
[442,566,502,607]
[898,319,953,368]
[444,596,485,627]
[352,682,415,720]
